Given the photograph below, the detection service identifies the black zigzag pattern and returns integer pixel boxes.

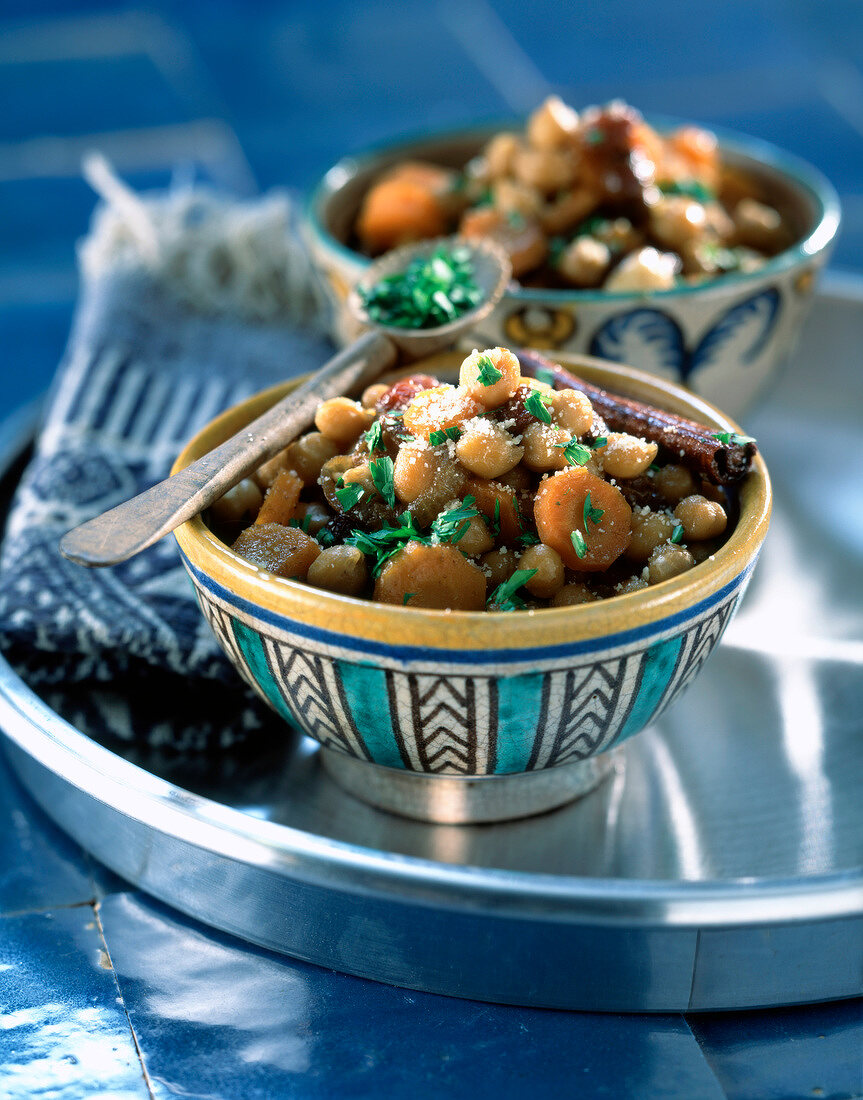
[410,676,478,774]
[549,659,625,765]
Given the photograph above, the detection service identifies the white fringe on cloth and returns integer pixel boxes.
[78,152,331,331]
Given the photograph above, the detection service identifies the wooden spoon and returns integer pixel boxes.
[59,237,510,567]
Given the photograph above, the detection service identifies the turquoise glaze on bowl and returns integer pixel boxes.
[173,354,771,796]
[183,555,752,775]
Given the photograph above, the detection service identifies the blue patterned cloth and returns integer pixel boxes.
[0,222,333,725]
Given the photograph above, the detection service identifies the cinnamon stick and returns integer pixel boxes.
[517,349,756,486]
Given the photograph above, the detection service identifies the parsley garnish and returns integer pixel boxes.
[585,128,605,146]
[402,592,416,605]
[346,512,427,577]
[524,389,552,424]
[670,523,684,545]
[583,492,604,530]
[288,515,312,533]
[358,246,483,330]
[370,456,396,509]
[431,496,478,545]
[534,366,557,387]
[487,497,501,538]
[570,529,587,559]
[335,483,364,512]
[554,438,592,466]
[711,431,756,446]
[428,425,462,445]
[516,531,540,547]
[364,420,384,454]
[592,436,608,449]
[488,568,538,612]
[659,179,715,204]
[476,353,503,387]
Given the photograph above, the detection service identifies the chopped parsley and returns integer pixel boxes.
[288,514,312,533]
[585,128,605,146]
[658,179,716,205]
[364,420,384,454]
[488,568,538,612]
[431,496,478,545]
[487,497,501,538]
[370,455,396,509]
[533,366,557,388]
[476,353,503,387]
[516,531,540,547]
[358,245,483,330]
[346,512,426,576]
[592,436,608,449]
[583,492,604,530]
[570,529,587,559]
[554,438,592,466]
[670,523,684,545]
[402,592,416,605]
[428,425,462,445]
[711,431,756,446]
[524,389,552,424]
[335,483,364,512]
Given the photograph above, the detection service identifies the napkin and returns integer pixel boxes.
[0,167,334,742]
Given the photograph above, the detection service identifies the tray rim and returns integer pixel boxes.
[1,280,861,933]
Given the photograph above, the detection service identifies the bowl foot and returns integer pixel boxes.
[320,748,619,824]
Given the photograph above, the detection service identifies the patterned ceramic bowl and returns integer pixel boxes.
[304,122,839,419]
[173,353,770,824]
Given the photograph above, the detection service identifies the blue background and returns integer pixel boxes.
[1,2,862,1097]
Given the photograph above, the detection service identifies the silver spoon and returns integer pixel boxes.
[59,236,511,567]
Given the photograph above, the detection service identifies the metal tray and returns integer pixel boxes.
[1,280,861,1013]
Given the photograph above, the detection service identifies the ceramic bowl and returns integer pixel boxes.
[172,353,770,823]
[304,122,839,418]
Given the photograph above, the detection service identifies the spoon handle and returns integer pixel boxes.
[59,330,397,567]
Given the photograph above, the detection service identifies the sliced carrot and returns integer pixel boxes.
[254,468,303,527]
[467,476,533,547]
[534,467,631,571]
[356,176,449,254]
[374,542,486,610]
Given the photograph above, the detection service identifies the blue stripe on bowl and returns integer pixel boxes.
[182,554,753,666]
[613,635,683,747]
[493,673,544,773]
[336,661,406,768]
[230,617,301,728]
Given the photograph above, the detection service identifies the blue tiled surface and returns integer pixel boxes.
[2,2,863,1097]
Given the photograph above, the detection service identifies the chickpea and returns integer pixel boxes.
[647,543,695,585]
[674,495,728,540]
[550,582,596,607]
[287,431,340,485]
[253,447,290,489]
[410,462,468,528]
[616,575,649,595]
[733,198,785,251]
[540,187,599,236]
[342,462,373,488]
[393,441,458,505]
[652,463,697,505]
[459,347,521,408]
[551,388,594,435]
[597,432,658,479]
[514,145,577,194]
[361,382,390,409]
[456,420,523,478]
[526,95,579,149]
[520,544,565,598]
[484,132,521,179]
[604,247,679,292]
[521,421,570,472]
[211,478,263,524]
[314,397,374,448]
[291,501,330,535]
[459,206,548,279]
[625,508,676,563]
[481,547,519,588]
[306,545,367,596]
[558,236,611,288]
[492,179,543,221]
[443,509,493,557]
[649,196,708,252]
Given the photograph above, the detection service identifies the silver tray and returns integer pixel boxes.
[1,281,861,1013]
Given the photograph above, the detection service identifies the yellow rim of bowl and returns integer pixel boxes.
[172,352,771,651]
